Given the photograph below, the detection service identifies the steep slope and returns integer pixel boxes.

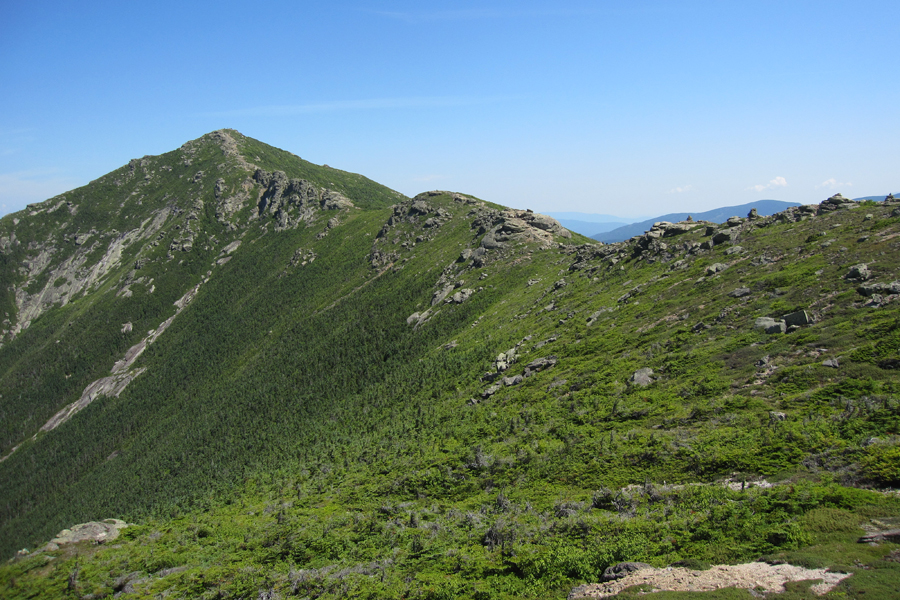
[1,135,899,599]
[0,129,403,456]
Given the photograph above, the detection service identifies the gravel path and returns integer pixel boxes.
[569,562,852,598]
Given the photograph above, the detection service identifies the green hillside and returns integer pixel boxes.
[1,133,899,599]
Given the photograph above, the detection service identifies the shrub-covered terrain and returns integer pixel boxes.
[1,131,898,598]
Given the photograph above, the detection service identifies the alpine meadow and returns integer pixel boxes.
[2,130,900,599]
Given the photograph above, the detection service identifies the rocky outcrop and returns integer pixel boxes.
[817,193,856,214]
[474,208,571,251]
[8,207,171,341]
[631,220,705,259]
[47,519,129,548]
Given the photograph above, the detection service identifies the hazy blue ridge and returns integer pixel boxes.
[544,212,639,224]
[591,200,801,243]
[551,218,628,237]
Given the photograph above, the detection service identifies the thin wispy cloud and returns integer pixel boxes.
[203,96,510,118]
[368,8,603,24]
[667,184,693,194]
[816,178,852,190]
[748,176,787,193]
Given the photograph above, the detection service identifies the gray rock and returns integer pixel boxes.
[747,208,759,219]
[858,281,900,296]
[602,562,654,582]
[500,218,529,234]
[480,231,505,250]
[769,411,786,422]
[754,317,786,334]
[706,263,727,276]
[823,358,840,368]
[523,356,557,377]
[502,375,524,387]
[724,245,743,255]
[447,289,474,304]
[858,529,900,543]
[630,367,654,387]
[50,519,128,546]
[409,200,431,215]
[783,310,812,327]
[726,216,743,227]
[729,287,751,298]
[712,230,737,244]
[481,384,501,399]
[846,264,871,281]
[431,284,455,306]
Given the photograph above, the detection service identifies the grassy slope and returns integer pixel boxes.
[1,137,899,598]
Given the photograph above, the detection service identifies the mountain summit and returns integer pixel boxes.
[2,134,899,599]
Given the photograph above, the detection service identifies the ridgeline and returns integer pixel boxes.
[1,131,899,599]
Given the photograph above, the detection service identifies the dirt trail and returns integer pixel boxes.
[569,562,851,598]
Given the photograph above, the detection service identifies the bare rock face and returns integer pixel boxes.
[48,519,128,547]
[474,208,571,251]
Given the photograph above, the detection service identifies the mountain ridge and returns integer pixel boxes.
[2,132,899,599]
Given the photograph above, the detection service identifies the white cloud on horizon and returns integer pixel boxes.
[667,184,693,194]
[816,178,852,190]
[748,176,787,193]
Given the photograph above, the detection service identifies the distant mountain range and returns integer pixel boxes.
[591,200,801,243]
[552,196,897,242]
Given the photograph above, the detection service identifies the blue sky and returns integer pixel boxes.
[1,0,897,219]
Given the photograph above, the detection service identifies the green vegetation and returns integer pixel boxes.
[0,131,898,598]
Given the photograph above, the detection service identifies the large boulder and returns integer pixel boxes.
[783,310,812,327]
[706,263,727,276]
[754,317,786,334]
[630,367,654,386]
[50,519,128,546]
[845,264,871,281]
